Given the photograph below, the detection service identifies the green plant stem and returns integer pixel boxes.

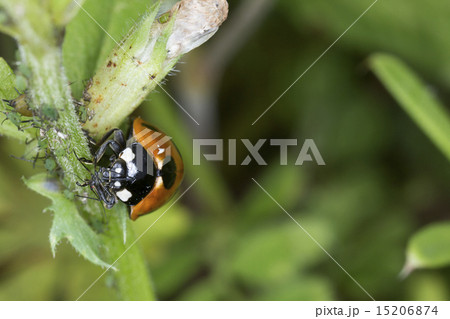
[20,44,92,185]
[83,3,179,137]
[21,36,156,301]
[1,0,155,300]
[99,205,156,301]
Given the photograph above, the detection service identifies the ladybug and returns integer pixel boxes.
[79,117,184,220]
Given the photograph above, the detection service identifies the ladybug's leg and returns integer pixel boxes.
[94,140,123,163]
[112,129,126,148]
[77,156,93,164]
[94,129,126,163]
[76,181,89,187]
[96,128,122,147]
[82,129,97,145]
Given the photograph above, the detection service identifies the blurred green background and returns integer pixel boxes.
[0,0,449,300]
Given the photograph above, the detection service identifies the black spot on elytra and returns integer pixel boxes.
[161,156,177,189]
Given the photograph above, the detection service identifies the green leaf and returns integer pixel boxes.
[0,58,30,142]
[370,54,450,161]
[63,0,151,98]
[402,222,450,277]
[24,173,111,269]
[49,0,86,26]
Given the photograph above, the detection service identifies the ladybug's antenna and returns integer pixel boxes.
[75,194,101,201]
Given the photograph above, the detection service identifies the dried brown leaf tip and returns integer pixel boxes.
[166,0,229,58]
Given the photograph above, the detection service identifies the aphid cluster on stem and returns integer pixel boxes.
[1,88,66,176]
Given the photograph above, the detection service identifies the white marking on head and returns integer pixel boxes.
[120,147,135,163]
[116,189,132,202]
[115,167,122,174]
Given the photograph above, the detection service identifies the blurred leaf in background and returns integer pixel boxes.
[370,54,450,161]
[403,223,450,275]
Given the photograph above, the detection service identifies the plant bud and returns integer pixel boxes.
[84,0,229,136]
